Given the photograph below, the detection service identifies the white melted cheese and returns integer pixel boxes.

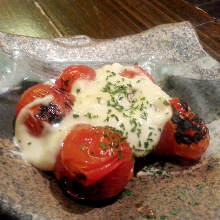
[15,63,172,171]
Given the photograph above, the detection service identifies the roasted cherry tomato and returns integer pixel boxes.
[55,65,96,92]
[154,98,210,161]
[120,64,154,83]
[54,124,134,201]
[16,83,74,136]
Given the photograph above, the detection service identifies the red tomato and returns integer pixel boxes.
[154,98,210,161]
[55,65,96,92]
[16,84,52,118]
[54,124,134,200]
[120,64,155,83]
[16,83,74,136]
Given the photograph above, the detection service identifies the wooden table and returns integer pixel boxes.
[0,0,219,60]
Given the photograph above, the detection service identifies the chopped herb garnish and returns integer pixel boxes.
[84,112,98,119]
[163,100,170,106]
[122,189,132,197]
[170,209,181,216]
[100,143,107,150]
[137,128,141,137]
[111,114,119,121]
[196,184,204,190]
[141,111,148,120]
[120,137,127,141]
[103,132,110,137]
[73,114,79,118]
[76,88,81,94]
[192,201,200,206]
[144,142,149,149]
[79,144,87,150]
[97,96,101,103]
[119,123,125,130]
[138,140,141,147]
[118,150,122,160]
[181,190,187,199]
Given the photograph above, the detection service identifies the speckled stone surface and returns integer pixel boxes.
[0,22,220,220]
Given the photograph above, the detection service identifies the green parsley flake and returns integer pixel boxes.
[97,96,101,103]
[79,144,87,150]
[100,144,107,150]
[84,112,98,119]
[170,209,181,216]
[181,190,187,199]
[73,114,79,118]
[141,111,148,120]
[163,100,170,106]
[76,88,81,94]
[118,150,123,160]
[144,142,149,149]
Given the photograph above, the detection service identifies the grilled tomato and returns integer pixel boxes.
[15,83,74,136]
[154,98,210,161]
[54,124,134,201]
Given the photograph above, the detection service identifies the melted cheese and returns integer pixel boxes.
[15,63,172,171]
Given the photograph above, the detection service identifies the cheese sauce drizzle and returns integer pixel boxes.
[15,63,172,171]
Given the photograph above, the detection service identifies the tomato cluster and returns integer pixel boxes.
[15,65,134,200]
[15,64,210,201]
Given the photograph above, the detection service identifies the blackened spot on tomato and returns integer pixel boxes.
[180,100,189,112]
[67,98,74,106]
[76,173,87,181]
[64,98,74,109]
[64,102,71,109]
[172,108,208,145]
[178,119,192,133]
[59,176,107,201]
[171,108,182,124]
[64,80,69,87]
[36,103,63,124]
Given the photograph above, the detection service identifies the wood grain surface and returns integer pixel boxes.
[0,0,219,58]
[0,0,58,38]
[186,0,220,18]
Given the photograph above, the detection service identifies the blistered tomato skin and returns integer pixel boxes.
[15,83,74,136]
[55,65,96,92]
[154,98,210,161]
[54,124,134,201]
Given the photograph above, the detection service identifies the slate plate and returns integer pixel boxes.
[0,22,220,220]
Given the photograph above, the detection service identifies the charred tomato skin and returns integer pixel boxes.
[154,98,210,161]
[55,65,96,92]
[54,124,134,201]
[15,83,74,136]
